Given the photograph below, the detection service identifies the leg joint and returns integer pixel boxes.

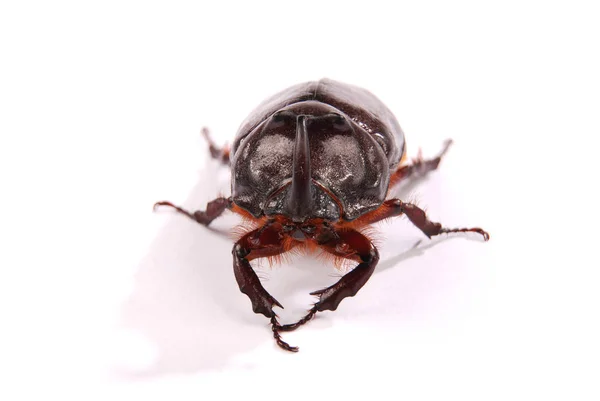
[233,243,250,259]
[361,245,380,264]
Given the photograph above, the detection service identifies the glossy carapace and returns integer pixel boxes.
[154,79,489,352]
[230,79,405,221]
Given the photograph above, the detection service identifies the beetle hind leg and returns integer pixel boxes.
[153,196,231,226]
[390,139,452,187]
[202,127,230,165]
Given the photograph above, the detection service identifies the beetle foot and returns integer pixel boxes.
[438,138,453,158]
[153,201,206,223]
[270,315,299,352]
[440,227,490,241]
[275,306,319,332]
[153,200,190,215]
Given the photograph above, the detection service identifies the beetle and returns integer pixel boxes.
[154,79,489,352]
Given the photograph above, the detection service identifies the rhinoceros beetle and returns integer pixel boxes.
[154,79,489,352]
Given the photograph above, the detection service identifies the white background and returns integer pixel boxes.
[1,1,599,399]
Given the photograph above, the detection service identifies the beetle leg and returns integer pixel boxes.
[202,127,230,165]
[397,200,489,240]
[275,307,319,332]
[361,199,490,240]
[153,197,231,226]
[234,222,300,352]
[390,139,452,186]
[277,229,379,332]
[312,230,380,311]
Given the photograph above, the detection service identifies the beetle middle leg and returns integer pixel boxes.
[390,139,452,187]
[358,199,490,240]
[153,196,231,226]
[277,228,379,332]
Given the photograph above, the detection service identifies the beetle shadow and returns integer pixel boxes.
[376,234,483,273]
[115,162,268,379]
[377,174,488,271]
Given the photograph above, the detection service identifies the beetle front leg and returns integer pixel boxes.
[233,222,300,352]
[278,229,379,332]
[153,196,231,226]
[310,248,379,311]
[312,230,380,312]
[233,243,283,318]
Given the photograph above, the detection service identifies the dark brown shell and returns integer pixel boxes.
[230,79,405,221]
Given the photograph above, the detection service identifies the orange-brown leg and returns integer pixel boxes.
[276,228,379,332]
[357,199,489,240]
[389,139,452,187]
[234,221,300,352]
[153,197,231,226]
[202,127,230,165]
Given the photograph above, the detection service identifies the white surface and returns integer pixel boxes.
[1,1,599,400]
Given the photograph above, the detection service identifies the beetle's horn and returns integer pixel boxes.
[285,115,314,222]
